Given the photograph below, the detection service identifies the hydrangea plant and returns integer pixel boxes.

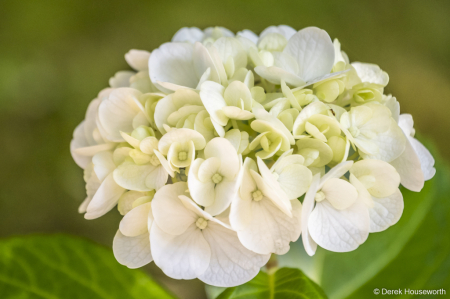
[70,25,436,288]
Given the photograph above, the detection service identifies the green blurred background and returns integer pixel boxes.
[0,0,449,298]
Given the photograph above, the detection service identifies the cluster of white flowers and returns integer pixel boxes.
[71,25,436,287]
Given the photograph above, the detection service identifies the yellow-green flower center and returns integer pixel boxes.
[315,191,325,202]
[178,151,187,161]
[252,190,263,202]
[196,217,208,230]
[212,173,223,184]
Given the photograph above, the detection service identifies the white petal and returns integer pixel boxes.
[351,62,389,86]
[213,37,247,70]
[151,182,195,235]
[193,42,220,83]
[321,178,358,210]
[125,49,151,71]
[172,27,204,43]
[230,194,253,231]
[113,230,152,269]
[149,42,197,93]
[120,202,152,237]
[188,158,216,207]
[222,106,254,120]
[198,221,270,287]
[292,101,329,137]
[204,137,240,178]
[151,223,210,280]
[98,88,144,142]
[158,128,206,154]
[109,71,134,88]
[145,165,169,191]
[154,94,177,134]
[398,114,414,137]
[351,159,400,197]
[236,197,301,255]
[117,190,145,215]
[260,25,296,40]
[206,179,240,216]
[319,161,353,189]
[277,164,312,199]
[113,159,156,192]
[283,27,335,82]
[255,157,292,216]
[301,174,320,256]
[349,174,374,208]
[239,158,258,201]
[199,81,228,126]
[409,137,436,181]
[70,122,90,169]
[92,151,116,182]
[237,29,258,44]
[359,119,406,162]
[308,200,370,252]
[85,173,125,219]
[390,137,424,192]
[254,66,305,86]
[369,189,403,232]
[253,107,295,145]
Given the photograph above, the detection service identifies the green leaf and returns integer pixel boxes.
[278,138,450,298]
[0,234,175,299]
[216,268,328,299]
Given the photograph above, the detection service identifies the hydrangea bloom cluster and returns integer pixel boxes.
[71,25,436,287]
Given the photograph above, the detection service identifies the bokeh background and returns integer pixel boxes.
[0,0,449,298]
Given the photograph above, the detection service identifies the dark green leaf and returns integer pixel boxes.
[278,139,450,298]
[0,234,175,299]
[216,268,327,299]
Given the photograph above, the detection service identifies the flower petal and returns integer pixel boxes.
[97,88,144,142]
[321,178,358,210]
[369,189,403,233]
[254,65,305,86]
[351,159,400,197]
[198,221,270,287]
[113,230,152,269]
[172,27,204,43]
[359,119,406,162]
[85,173,125,219]
[125,49,151,71]
[301,173,320,256]
[158,128,206,154]
[119,202,152,237]
[149,42,197,93]
[235,197,301,255]
[283,27,335,82]
[390,137,424,192]
[409,137,436,181]
[199,81,228,126]
[113,159,156,192]
[151,223,210,280]
[204,137,240,178]
[308,200,370,252]
[151,182,195,235]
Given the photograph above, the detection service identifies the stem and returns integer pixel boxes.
[265,254,279,274]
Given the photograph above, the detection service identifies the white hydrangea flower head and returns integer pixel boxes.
[70,24,436,287]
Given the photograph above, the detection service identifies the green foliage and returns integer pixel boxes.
[0,234,175,299]
[278,140,450,298]
[216,268,327,299]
